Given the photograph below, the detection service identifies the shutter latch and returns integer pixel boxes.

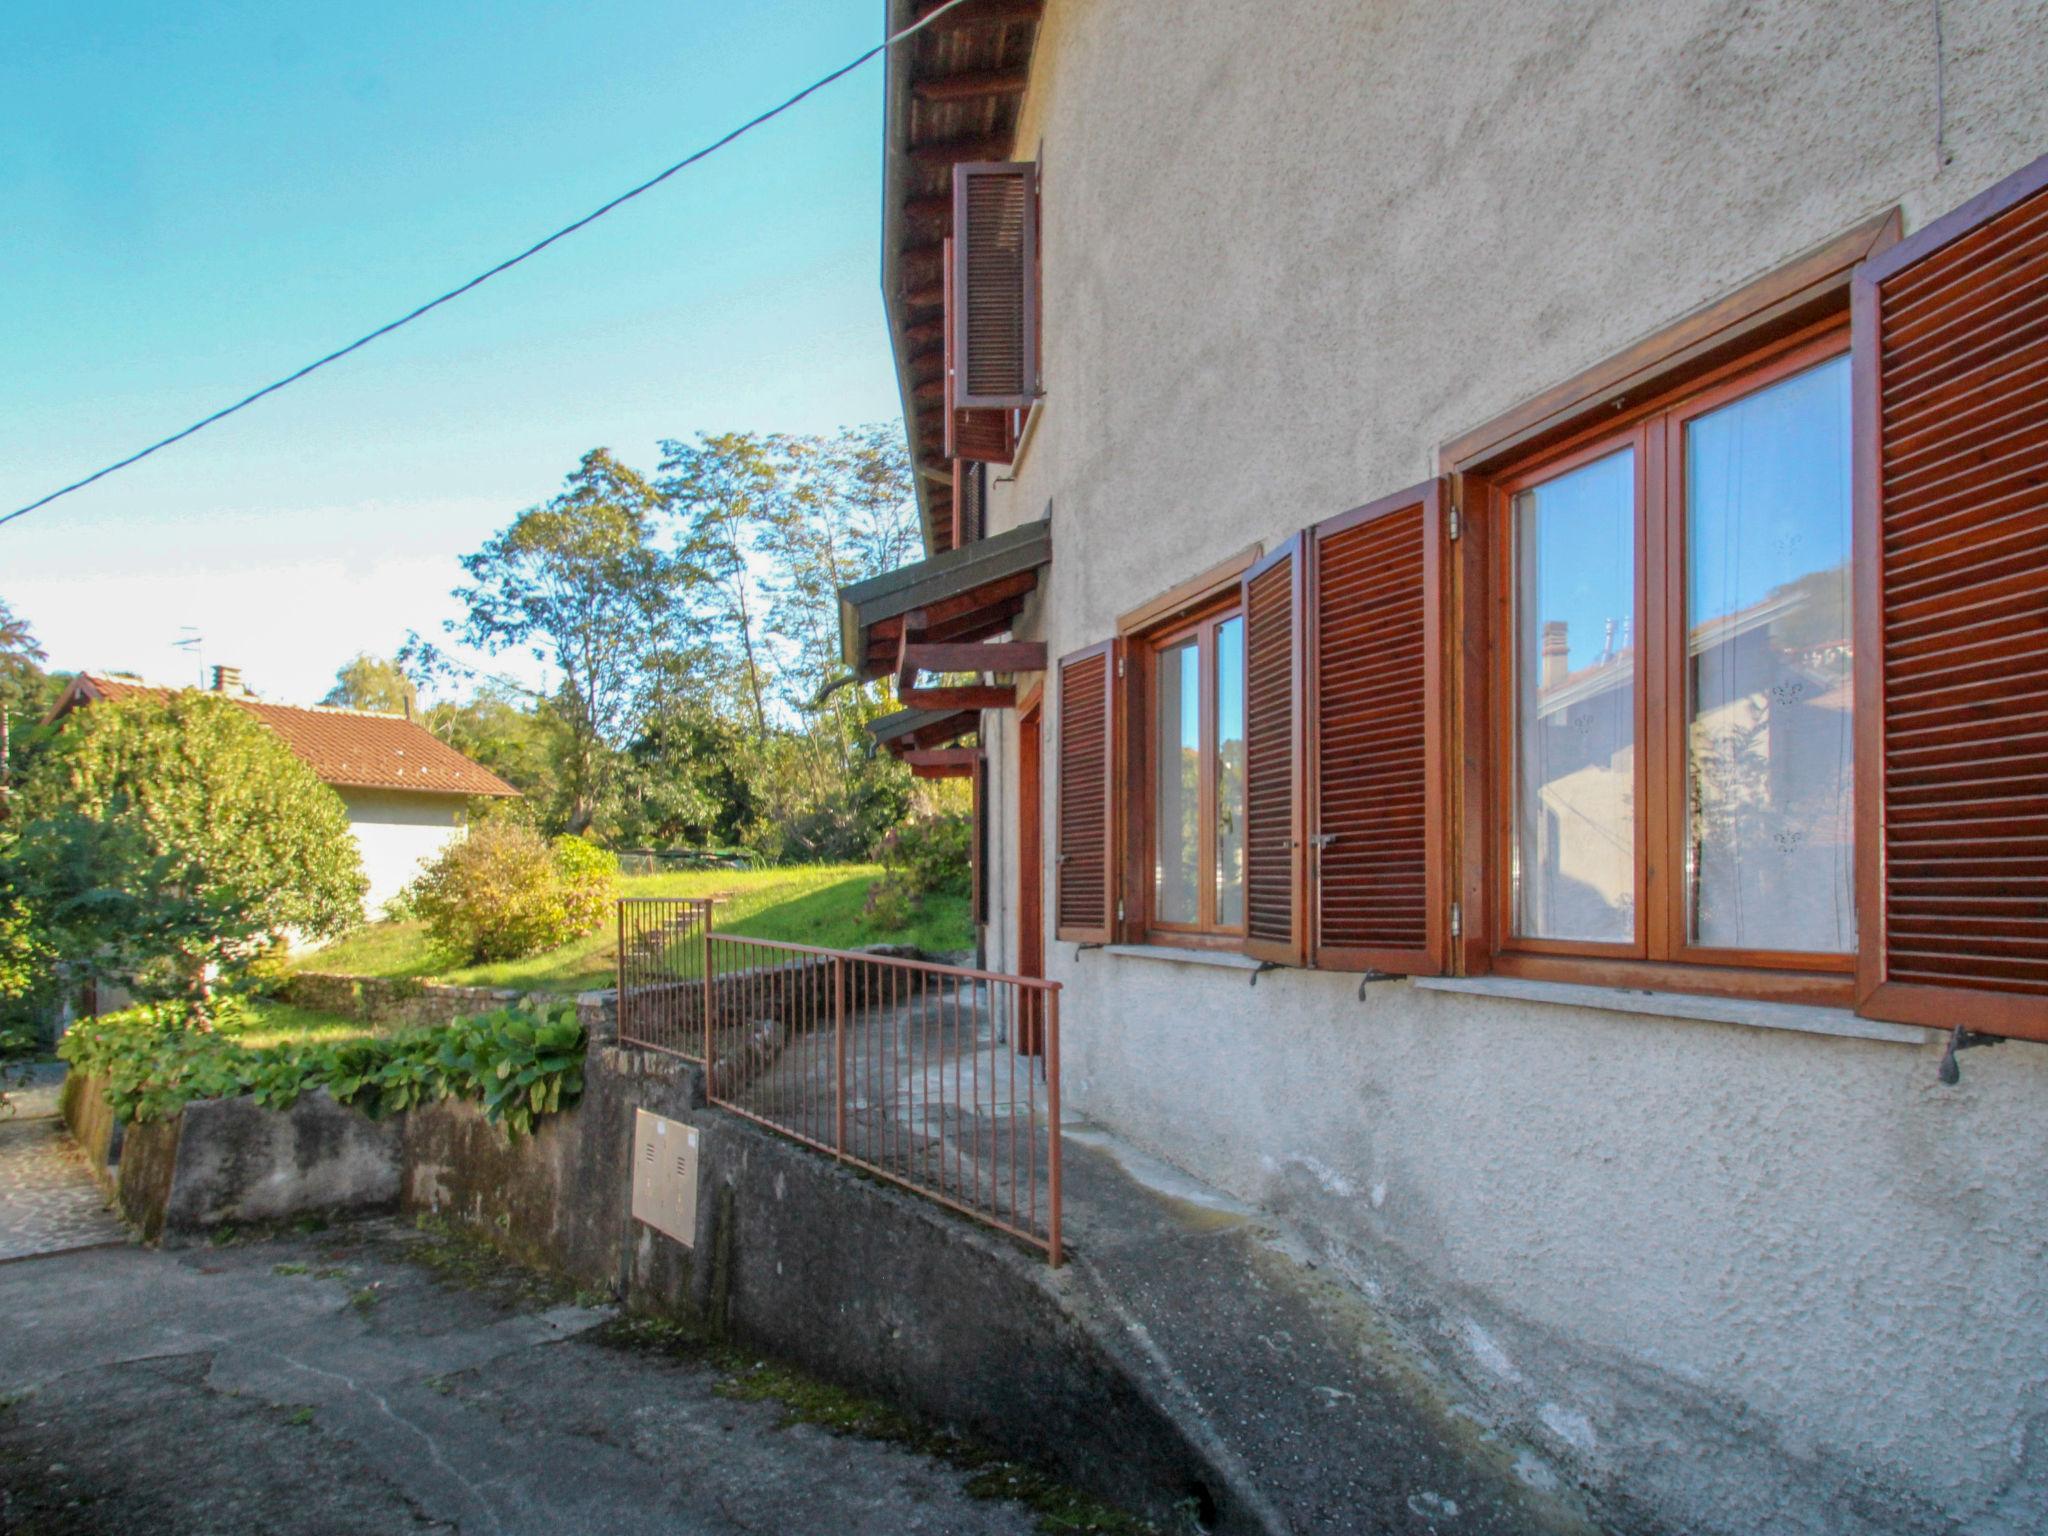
[1449,901,1462,938]
[1448,505,1462,541]
[1937,1023,2002,1085]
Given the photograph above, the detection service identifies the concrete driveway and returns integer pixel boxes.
[0,1220,1078,1535]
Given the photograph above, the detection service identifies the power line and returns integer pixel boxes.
[1,0,974,531]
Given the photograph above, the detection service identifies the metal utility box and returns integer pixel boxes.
[631,1109,699,1247]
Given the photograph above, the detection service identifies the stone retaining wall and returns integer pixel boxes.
[280,972,530,1029]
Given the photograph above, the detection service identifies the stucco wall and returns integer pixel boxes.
[969,3,2048,1532]
[337,787,466,916]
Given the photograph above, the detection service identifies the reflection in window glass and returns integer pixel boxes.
[1514,448,1636,943]
[1215,616,1246,928]
[1155,639,1201,924]
[1685,355,1854,953]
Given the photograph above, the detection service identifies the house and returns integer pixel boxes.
[840,4,2048,1531]
[49,666,519,913]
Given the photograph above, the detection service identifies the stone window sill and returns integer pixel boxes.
[1412,975,1936,1047]
[1096,944,1265,974]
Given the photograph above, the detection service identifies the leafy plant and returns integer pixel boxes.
[59,997,585,1139]
[410,821,619,963]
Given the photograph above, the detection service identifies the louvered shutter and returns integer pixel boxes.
[1243,538,1307,965]
[1853,152,2048,1041]
[943,234,1019,466]
[952,162,1039,409]
[1308,482,1449,974]
[950,458,986,548]
[1055,642,1116,943]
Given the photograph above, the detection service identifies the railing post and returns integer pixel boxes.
[1044,985,1063,1267]
[615,899,629,1041]
[834,955,848,1159]
[702,902,716,1095]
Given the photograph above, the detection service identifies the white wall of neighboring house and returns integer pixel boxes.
[958,3,2048,1533]
[335,787,467,919]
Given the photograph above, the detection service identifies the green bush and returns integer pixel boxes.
[410,822,620,964]
[874,812,972,899]
[58,997,585,1139]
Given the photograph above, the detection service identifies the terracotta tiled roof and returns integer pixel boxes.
[53,674,520,799]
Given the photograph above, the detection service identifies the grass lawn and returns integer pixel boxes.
[296,864,973,994]
[227,998,387,1048]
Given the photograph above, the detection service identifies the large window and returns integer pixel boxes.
[1145,606,1245,941]
[1497,331,1854,976]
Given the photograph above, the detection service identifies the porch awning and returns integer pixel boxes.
[838,519,1051,681]
[866,703,981,754]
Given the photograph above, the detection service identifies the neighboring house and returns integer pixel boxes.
[840,5,2048,1532]
[49,667,519,914]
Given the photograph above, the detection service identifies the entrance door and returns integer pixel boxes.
[1017,699,1045,1052]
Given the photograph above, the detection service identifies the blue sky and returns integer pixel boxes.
[0,0,904,703]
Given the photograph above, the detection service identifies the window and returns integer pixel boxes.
[1493,330,1855,982]
[1140,604,1245,942]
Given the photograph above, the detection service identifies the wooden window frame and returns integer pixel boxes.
[1124,591,1249,951]
[1482,319,1858,1005]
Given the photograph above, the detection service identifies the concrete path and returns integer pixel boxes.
[0,1067,126,1263]
[0,1222,1055,1535]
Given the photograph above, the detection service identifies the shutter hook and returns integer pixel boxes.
[1356,970,1398,1001]
[1249,962,1280,987]
[1937,1023,2002,1085]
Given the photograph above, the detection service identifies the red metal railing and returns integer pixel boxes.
[700,935,1063,1265]
[616,897,716,1059]
[614,899,1064,1262]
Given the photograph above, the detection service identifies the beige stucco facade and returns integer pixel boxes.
[335,787,467,919]
[962,3,2048,1531]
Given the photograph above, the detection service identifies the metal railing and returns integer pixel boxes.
[614,897,1063,1264]
[617,897,716,1058]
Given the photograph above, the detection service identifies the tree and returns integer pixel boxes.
[323,653,419,715]
[658,432,782,737]
[424,686,565,817]
[447,449,683,833]
[12,693,367,1019]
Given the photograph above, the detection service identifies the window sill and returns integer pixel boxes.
[1412,975,1937,1047]
[1097,943,1265,974]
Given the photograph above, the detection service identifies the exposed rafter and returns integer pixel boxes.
[914,68,1030,102]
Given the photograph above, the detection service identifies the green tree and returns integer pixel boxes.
[657,431,782,737]
[446,449,683,833]
[424,686,564,818]
[323,653,419,715]
[13,694,366,1019]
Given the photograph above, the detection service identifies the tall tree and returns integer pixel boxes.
[447,449,681,833]
[322,652,419,715]
[657,432,782,737]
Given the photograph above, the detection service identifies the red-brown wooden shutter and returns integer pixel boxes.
[1853,152,2048,1041]
[943,234,1018,467]
[952,162,1039,410]
[1056,641,1116,943]
[1242,538,1307,965]
[1307,481,1449,974]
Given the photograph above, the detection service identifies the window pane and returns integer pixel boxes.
[1215,616,1246,928]
[1513,447,1636,942]
[1155,638,1201,924]
[1685,355,1854,953]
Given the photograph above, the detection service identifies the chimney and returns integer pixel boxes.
[1540,621,1570,689]
[211,665,243,695]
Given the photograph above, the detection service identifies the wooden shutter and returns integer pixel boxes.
[1242,538,1307,965]
[1055,641,1116,943]
[1307,481,1449,974]
[943,234,1018,466]
[952,162,1039,409]
[950,458,986,548]
[1853,152,2048,1041]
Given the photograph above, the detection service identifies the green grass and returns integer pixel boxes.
[296,865,973,994]
[224,998,383,1049]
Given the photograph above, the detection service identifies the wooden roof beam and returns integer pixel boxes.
[902,641,1046,675]
[915,0,1042,26]
[913,68,1030,103]
[909,134,1012,166]
[901,684,1016,711]
[904,748,981,779]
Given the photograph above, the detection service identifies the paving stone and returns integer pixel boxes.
[0,1111,126,1263]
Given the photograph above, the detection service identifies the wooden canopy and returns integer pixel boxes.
[839,518,1050,682]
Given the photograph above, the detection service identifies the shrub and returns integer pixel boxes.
[875,812,972,899]
[410,822,620,963]
[58,997,584,1139]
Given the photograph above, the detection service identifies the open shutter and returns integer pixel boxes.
[1242,538,1307,965]
[943,234,1018,466]
[952,162,1039,409]
[1308,481,1449,974]
[1055,641,1116,943]
[1853,152,2048,1041]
